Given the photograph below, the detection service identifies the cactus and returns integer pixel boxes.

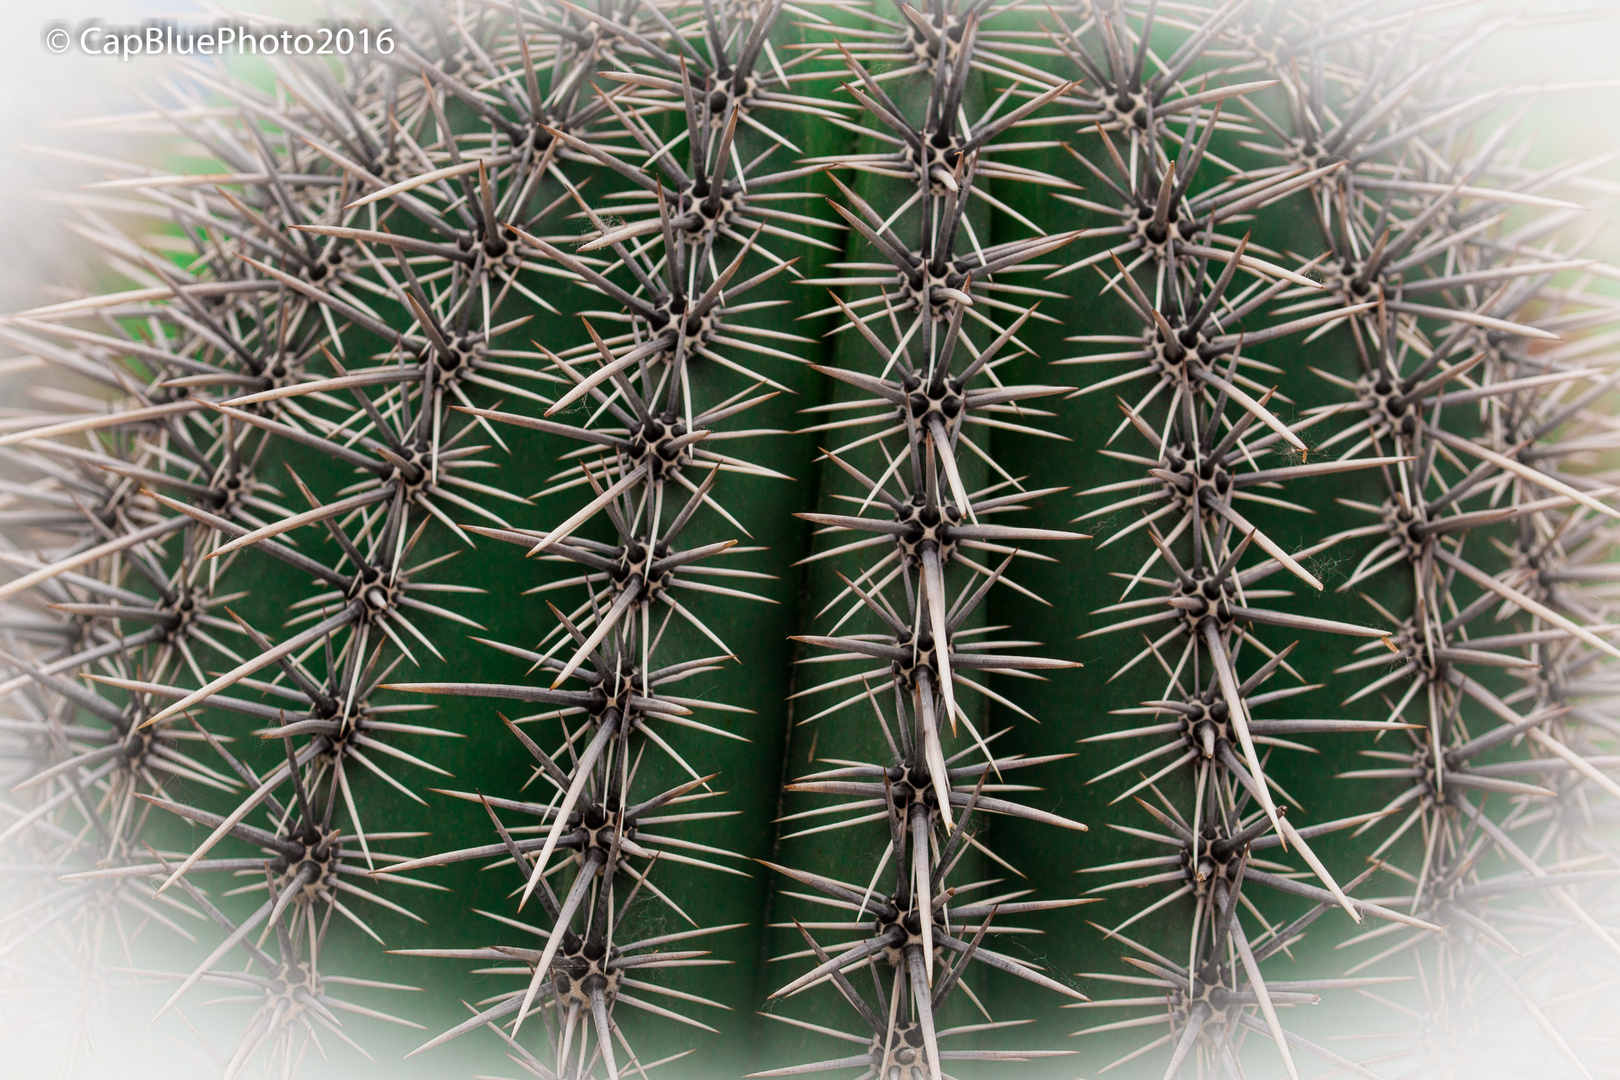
[2,1,1618,1078]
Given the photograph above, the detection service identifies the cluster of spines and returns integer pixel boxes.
[0,1,1617,1079]
[0,2,803,1074]
[1062,3,1620,1078]
[751,5,1106,1077]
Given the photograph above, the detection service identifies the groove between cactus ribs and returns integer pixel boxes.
[1,2,1619,1078]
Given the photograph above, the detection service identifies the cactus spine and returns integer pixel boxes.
[1,2,1618,1079]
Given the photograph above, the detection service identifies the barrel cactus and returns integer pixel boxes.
[2,1,1617,1078]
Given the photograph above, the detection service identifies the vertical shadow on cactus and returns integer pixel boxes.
[1,1,1618,1079]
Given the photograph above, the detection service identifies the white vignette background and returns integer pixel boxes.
[0,5,528,1078]
[2,0,1620,1077]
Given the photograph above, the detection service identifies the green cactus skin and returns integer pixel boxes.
[1,3,1618,1079]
